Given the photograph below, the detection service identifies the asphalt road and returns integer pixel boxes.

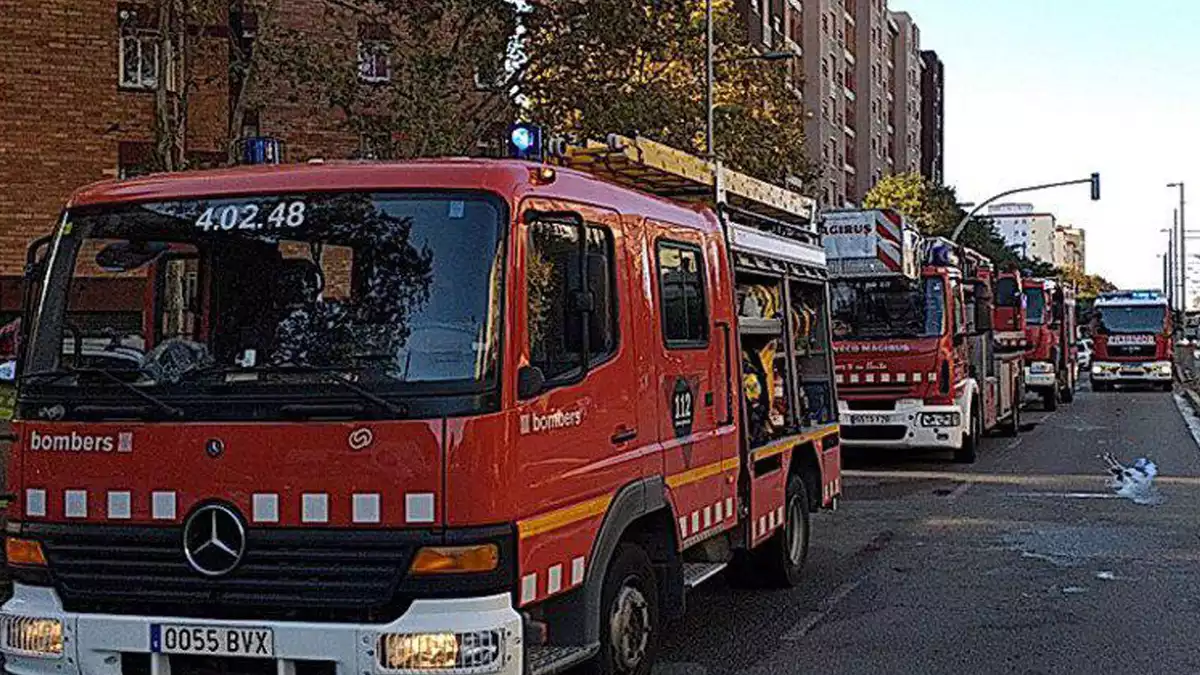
[647,382,1200,675]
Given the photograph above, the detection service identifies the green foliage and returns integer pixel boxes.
[1062,268,1118,299]
[521,0,817,187]
[267,0,519,158]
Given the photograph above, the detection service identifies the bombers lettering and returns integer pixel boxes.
[520,408,584,435]
[29,431,133,453]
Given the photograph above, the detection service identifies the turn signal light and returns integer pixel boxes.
[5,538,46,567]
[410,545,499,575]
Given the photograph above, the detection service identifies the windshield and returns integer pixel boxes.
[830,277,945,340]
[24,192,505,417]
[1096,305,1166,335]
[1024,288,1046,325]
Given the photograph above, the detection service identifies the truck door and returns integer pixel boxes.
[515,204,642,531]
[649,224,736,544]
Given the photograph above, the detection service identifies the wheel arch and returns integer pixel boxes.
[788,440,823,513]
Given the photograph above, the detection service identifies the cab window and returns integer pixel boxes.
[657,241,709,347]
[527,221,617,382]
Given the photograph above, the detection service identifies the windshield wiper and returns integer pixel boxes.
[21,367,184,419]
[206,364,406,416]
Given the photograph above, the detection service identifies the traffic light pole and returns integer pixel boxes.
[950,174,1101,242]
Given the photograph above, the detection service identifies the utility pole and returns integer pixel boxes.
[705,0,714,157]
[1170,183,1186,311]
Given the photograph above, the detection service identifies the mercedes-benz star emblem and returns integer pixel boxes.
[183,504,246,577]
[205,438,225,458]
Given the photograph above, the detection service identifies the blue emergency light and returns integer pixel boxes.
[240,137,282,165]
[507,123,543,161]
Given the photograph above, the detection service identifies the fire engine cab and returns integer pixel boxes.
[1022,277,1079,409]
[824,211,1024,463]
[0,133,841,675]
[1090,289,1173,391]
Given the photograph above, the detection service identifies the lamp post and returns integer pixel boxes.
[1169,183,1186,311]
[703,3,795,158]
[1163,227,1177,309]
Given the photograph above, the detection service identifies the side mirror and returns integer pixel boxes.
[517,365,546,399]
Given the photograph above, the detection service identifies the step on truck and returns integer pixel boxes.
[1022,277,1079,408]
[0,132,842,675]
[1090,289,1173,391]
[823,210,1025,463]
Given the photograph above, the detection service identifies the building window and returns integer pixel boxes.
[358,24,391,83]
[527,220,618,382]
[657,242,709,347]
[118,6,159,90]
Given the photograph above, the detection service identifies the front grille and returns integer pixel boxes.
[32,525,419,623]
[841,425,908,441]
[1108,345,1156,358]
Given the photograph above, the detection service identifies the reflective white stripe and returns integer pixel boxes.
[678,515,689,537]
[405,493,435,523]
[703,505,712,528]
[521,573,537,604]
[252,493,279,523]
[850,374,860,383]
[714,501,723,522]
[776,507,784,525]
[572,556,586,586]
[25,489,45,517]
[897,373,907,383]
[547,564,563,595]
[865,374,875,383]
[352,493,381,524]
[836,374,845,384]
[302,493,329,523]
[690,511,699,534]
[151,491,176,520]
[107,491,131,520]
[913,373,923,383]
[64,490,87,518]
[725,497,734,518]
[881,373,891,383]
[758,515,767,536]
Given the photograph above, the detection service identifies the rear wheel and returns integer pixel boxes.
[954,400,980,464]
[597,544,659,675]
[1043,387,1058,411]
[754,474,811,588]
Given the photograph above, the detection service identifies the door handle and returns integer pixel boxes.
[611,427,638,444]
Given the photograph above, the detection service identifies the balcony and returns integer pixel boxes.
[844,9,855,25]
[844,48,855,64]
[844,87,856,101]
[844,125,856,138]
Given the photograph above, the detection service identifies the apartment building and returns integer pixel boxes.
[889,11,921,175]
[1054,226,1087,273]
[849,0,891,202]
[988,203,1088,271]
[920,50,945,184]
[799,0,852,207]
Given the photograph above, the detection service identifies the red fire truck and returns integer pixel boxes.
[824,211,1025,463]
[1090,290,1173,391]
[0,134,841,675]
[1022,278,1079,409]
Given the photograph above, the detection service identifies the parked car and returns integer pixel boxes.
[1077,338,1094,370]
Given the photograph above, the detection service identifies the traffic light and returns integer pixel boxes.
[506,123,543,162]
[1090,172,1101,201]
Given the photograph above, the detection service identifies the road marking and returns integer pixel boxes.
[780,577,863,642]
[1172,392,1200,451]
[1010,492,1119,499]
[944,480,974,502]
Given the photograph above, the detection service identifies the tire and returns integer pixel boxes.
[1161,382,1174,393]
[754,474,811,588]
[954,400,980,464]
[1061,379,1076,404]
[597,544,660,675]
[1043,388,1058,411]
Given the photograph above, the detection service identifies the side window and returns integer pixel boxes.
[527,220,617,382]
[657,242,709,347]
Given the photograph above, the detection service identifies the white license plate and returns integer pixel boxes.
[850,414,889,425]
[151,624,274,658]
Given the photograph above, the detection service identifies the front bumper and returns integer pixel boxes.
[1091,360,1172,382]
[837,399,966,450]
[0,583,523,675]
[1024,364,1057,390]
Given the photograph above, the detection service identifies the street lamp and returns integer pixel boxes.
[704,0,795,157]
[1162,227,1177,309]
[1168,183,1186,311]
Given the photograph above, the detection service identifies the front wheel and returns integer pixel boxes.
[597,544,660,675]
[1000,397,1020,437]
[754,474,811,588]
[1061,377,1076,404]
[954,401,980,464]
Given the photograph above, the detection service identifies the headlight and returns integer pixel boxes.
[379,630,503,672]
[919,412,960,427]
[1154,363,1173,376]
[1,616,63,657]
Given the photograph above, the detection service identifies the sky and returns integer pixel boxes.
[890,0,1200,293]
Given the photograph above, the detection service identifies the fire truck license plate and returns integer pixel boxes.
[151,625,274,657]
[849,414,889,425]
